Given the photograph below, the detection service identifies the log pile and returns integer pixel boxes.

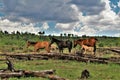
[0,53,120,64]
[0,58,66,80]
[0,69,66,80]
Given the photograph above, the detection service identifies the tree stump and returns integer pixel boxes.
[80,69,90,79]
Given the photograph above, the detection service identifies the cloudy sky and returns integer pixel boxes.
[0,0,120,36]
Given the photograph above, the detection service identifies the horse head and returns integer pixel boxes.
[26,41,31,48]
[73,39,83,48]
[49,37,60,47]
[73,40,77,48]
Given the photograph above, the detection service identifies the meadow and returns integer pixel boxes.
[0,31,120,80]
[0,59,120,80]
[0,32,120,53]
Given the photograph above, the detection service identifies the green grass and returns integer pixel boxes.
[0,33,120,80]
[0,33,120,54]
[0,60,120,80]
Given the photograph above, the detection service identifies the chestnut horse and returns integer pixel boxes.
[73,37,98,55]
[26,41,50,53]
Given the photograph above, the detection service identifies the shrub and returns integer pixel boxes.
[98,43,104,47]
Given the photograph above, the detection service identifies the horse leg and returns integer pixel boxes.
[93,45,96,55]
[45,47,50,53]
[58,47,61,53]
[81,47,84,54]
[81,45,85,54]
[59,47,63,53]
[68,48,71,53]
[82,48,86,54]
[59,50,61,53]
[61,48,63,53]
[34,48,39,52]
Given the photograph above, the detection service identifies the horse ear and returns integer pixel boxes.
[49,36,52,40]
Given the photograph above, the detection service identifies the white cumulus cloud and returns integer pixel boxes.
[0,0,120,36]
[118,1,120,8]
[0,18,40,34]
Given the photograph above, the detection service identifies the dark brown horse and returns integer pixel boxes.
[73,37,98,55]
[49,37,72,53]
[26,41,50,53]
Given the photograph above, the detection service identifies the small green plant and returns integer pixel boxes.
[98,43,104,47]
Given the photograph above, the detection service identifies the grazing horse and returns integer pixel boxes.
[49,37,72,53]
[73,37,98,55]
[26,41,50,53]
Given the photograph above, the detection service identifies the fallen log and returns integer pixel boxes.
[48,75,66,80]
[0,58,67,80]
[107,48,120,54]
[0,53,119,64]
[24,70,66,80]
[0,58,6,61]
[0,72,23,78]
[0,70,67,80]
[23,69,55,77]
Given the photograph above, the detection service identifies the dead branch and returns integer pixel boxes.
[6,58,15,72]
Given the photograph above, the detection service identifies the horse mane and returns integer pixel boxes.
[77,39,84,41]
[27,41,37,44]
[52,37,61,42]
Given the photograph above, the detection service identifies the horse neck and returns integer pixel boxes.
[77,41,83,46]
[52,38,61,44]
[28,41,37,46]
[55,41,61,46]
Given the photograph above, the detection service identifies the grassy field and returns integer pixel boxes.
[0,32,120,80]
[0,34,120,53]
[0,59,120,80]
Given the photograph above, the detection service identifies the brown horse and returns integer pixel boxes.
[73,37,98,55]
[26,41,50,53]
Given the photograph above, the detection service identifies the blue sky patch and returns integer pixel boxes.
[110,0,120,14]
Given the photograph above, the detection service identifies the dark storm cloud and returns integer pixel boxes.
[70,0,106,15]
[1,0,79,23]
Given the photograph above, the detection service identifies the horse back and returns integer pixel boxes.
[35,41,50,48]
[58,40,72,49]
[82,38,97,46]
[26,41,37,48]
